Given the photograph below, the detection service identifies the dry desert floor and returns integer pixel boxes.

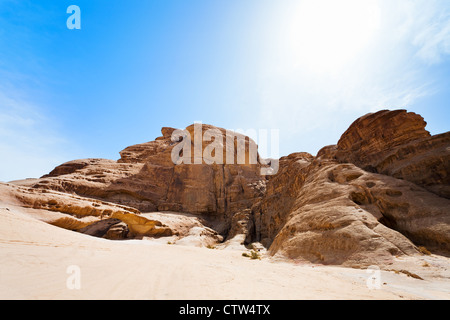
[1,204,450,300]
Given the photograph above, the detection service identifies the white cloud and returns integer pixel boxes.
[396,0,450,64]
[414,19,450,64]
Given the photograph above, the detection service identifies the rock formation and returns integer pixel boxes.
[4,110,449,267]
[255,110,449,266]
[256,153,449,267]
[31,124,266,221]
[4,123,267,247]
[335,110,450,199]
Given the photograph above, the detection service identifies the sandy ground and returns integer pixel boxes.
[1,204,449,300]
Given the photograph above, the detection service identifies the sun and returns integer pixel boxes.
[287,0,381,73]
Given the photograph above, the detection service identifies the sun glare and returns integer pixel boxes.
[288,0,381,73]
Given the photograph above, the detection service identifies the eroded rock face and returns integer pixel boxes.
[14,124,266,243]
[0,182,222,246]
[79,219,125,239]
[335,110,450,199]
[0,182,172,239]
[255,110,450,266]
[31,124,266,219]
[226,209,255,245]
[7,110,450,267]
[257,157,450,267]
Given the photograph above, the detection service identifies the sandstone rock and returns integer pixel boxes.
[6,110,449,269]
[257,156,450,267]
[337,110,430,159]
[111,211,173,238]
[174,226,222,248]
[335,110,450,199]
[255,152,315,246]
[104,222,129,240]
[0,182,169,238]
[23,124,267,235]
[0,182,221,246]
[226,209,254,245]
[79,218,123,238]
[3,123,268,248]
[253,110,450,266]
[140,211,224,247]
[41,159,92,178]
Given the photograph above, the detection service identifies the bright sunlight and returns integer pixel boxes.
[287,0,381,73]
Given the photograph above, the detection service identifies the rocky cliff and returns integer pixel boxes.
[255,110,449,266]
[335,110,450,198]
[4,110,449,267]
[32,124,267,233]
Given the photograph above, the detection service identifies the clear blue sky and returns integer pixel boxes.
[0,0,449,181]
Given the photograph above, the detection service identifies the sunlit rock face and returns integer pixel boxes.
[335,110,450,199]
[255,110,450,266]
[7,110,450,267]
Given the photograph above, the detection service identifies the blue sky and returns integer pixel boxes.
[0,0,449,181]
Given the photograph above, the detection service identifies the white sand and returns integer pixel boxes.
[1,205,449,300]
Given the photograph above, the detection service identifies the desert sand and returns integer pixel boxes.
[1,203,449,300]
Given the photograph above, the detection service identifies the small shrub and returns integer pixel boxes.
[250,250,261,260]
[243,250,262,260]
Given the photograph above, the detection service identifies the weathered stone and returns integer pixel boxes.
[226,209,254,244]
[335,110,450,198]
[5,110,450,268]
